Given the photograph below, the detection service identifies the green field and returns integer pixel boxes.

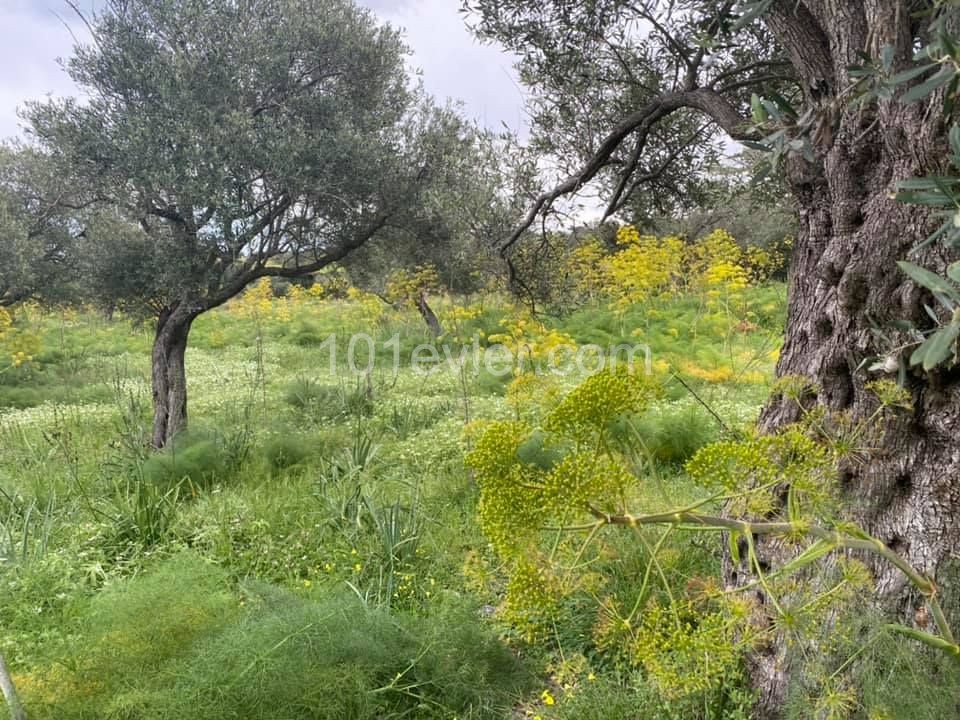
[3,284,955,720]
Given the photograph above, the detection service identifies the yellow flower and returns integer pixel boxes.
[541,690,555,706]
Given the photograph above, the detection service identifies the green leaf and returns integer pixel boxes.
[897,176,960,191]
[898,261,960,299]
[778,539,835,577]
[767,91,797,118]
[761,98,782,123]
[889,63,938,86]
[732,0,775,31]
[750,93,768,124]
[901,66,956,103]
[881,44,895,72]
[911,323,960,370]
[728,531,741,565]
[890,319,917,332]
[896,191,954,207]
[947,77,960,117]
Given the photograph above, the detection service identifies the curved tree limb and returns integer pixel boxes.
[500,87,753,254]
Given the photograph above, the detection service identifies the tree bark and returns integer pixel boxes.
[416,291,443,337]
[0,654,26,720]
[151,305,196,449]
[734,92,960,717]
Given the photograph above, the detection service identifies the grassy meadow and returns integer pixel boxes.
[4,273,951,719]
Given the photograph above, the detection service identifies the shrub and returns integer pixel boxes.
[144,587,529,720]
[140,438,229,490]
[262,434,316,471]
[624,403,719,465]
[24,567,529,720]
[284,378,375,419]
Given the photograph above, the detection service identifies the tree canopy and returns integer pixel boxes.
[463,0,795,237]
[21,0,507,445]
[0,145,76,307]
[27,0,444,314]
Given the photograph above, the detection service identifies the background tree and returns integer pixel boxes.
[465,0,960,713]
[341,125,538,296]
[0,145,77,308]
[646,151,796,269]
[24,0,482,448]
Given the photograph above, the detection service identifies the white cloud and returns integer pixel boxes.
[0,2,89,139]
[0,0,527,140]
[371,0,528,136]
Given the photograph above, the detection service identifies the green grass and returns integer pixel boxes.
[6,284,886,720]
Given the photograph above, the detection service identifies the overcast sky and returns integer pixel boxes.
[0,0,529,140]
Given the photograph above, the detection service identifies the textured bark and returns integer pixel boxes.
[151,306,195,449]
[736,42,960,720]
[416,291,443,337]
[0,654,26,720]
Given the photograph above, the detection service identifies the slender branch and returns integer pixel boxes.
[708,58,793,89]
[204,212,392,312]
[683,0,738,91]
[669,371,732,434]
[580,505,954,648]
[603,122,713,219]
[716,74,797,95]
[629,3,692,69]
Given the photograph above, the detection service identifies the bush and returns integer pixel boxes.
[147,587,529,720]
[284,378,375,419]
[262,434,316,471]
[628,403,720,465]
[19,560,530,720]
[140,438,229,490]
[475,368,511,396]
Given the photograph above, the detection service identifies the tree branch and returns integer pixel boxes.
[708,58,793,89]
[603,122,713,220]
[501,88,752,253]
[683,0,737,91]
[204,212,392,312]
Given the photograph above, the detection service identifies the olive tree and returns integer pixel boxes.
[25,0,479,447]
[0,145,76,307]
[465,0,960,713]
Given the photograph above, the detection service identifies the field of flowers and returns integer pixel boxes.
[5,229,945,719]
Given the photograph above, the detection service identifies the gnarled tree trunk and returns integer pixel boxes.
[151,305,196,448]
[739,90,960,717]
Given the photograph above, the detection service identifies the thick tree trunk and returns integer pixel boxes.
[734,98,960,716]
[151,306,195,449]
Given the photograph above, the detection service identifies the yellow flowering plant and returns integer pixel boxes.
[0,306,42,373]
[466,366,960,704]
